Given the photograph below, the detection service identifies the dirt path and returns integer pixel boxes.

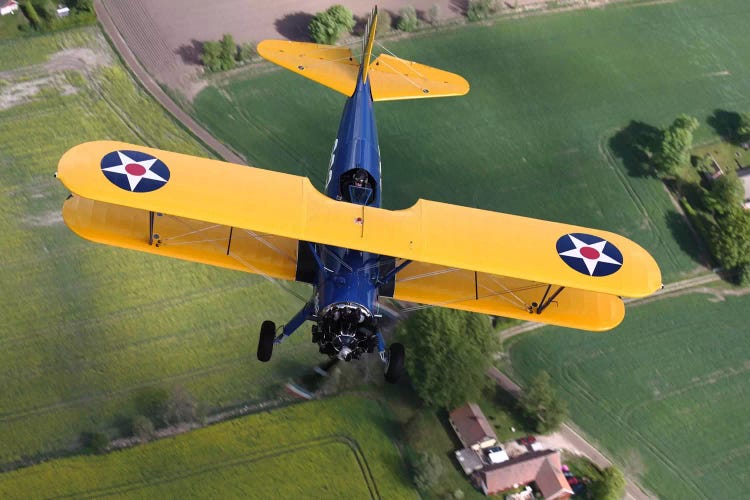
[94,0,246,165]
[487,367,655,499]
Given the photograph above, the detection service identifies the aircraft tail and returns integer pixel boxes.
[256,8,469,101]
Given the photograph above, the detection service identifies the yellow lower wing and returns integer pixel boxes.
[63,196,298,280]
[387,261,625,331]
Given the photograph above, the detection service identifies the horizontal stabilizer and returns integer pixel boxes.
[256,40,469,101]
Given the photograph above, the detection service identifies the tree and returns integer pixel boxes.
[518,371,567,433]
[237,42,254,62]
[397,6,418,32]
[201,41,222,72]
[412,452,444,492]
[131,414,155,442]
[708,206,750,270]
[308,5,355,45]
[164,385,198,425]
[737,112,750,144]
[702,172,744,215]
[590,466,626,500]
[652,114,699,177]
[466,0,495,22]
[134,386,169,426]
[427,5,441,26]
[377,10,392,33]
[81,431,109,454]
[219,33,236,71]
[398,308,496,408]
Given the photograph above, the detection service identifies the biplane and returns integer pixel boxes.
[56,8,661,383]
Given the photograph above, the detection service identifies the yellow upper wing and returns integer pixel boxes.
[57,141,661,306]
[256,40,470,101]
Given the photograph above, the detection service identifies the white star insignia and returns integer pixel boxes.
[102,151,167,191]
[559,234,622,275]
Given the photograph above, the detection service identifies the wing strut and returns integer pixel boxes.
[537,286,565,314]
[149,211,155,245]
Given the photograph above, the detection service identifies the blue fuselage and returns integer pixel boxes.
[315,74,381,316]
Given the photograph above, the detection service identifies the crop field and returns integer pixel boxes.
[0,27,319,465]
[0,396,417,498]
[194,0,750,284]
[507,291,750,499]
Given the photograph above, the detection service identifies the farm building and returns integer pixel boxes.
[56,5,70,17]
[449,403,498,451]
[475,449,573,499]
[0,0,18,16]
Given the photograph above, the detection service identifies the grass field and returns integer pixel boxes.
[194,0,750,284]
[507,290,750,499]
[0,27,320,465]
[0,396,417,498]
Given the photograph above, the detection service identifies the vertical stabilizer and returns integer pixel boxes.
[361,7,378,83]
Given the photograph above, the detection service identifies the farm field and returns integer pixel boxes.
[0,27,318,465]
[194,0,750,284]
[507,291,750,499]
[0,396,417,498]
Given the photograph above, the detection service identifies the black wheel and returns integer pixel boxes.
[384,343,405,384]
[257,320,276,362]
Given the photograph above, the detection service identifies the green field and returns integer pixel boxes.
[507,291,750,498]
[0,396,417,498]
[194,0,750,284]
[0,28,319,464]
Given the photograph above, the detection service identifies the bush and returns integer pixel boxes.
[309,5,355,44]
[134,386,169,426]
[81,431,109,454]
[590,466,626,500]
[397,6,419,32]
[467,0,496,22]
[412,452,444,492]
[428,5,441,26]
[377,10,392,32]
[131,415,155,442]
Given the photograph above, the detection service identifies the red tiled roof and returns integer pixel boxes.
[449,403,497,448]
[478,449,573,498]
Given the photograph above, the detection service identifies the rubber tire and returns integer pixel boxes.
[257,320,276,362]
[384,343,405,384]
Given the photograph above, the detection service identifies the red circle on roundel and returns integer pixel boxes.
[125,163,147,176]
[580,246,600,260]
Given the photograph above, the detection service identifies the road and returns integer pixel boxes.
[94,0,247,165]
[487,367,655,499]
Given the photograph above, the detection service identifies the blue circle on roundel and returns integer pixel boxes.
[100,150,170,193]
[556,232,623,277]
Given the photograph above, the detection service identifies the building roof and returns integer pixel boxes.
[455,447,484,475]
[1,0,18,7]
[449,403,497,449]
[478,449,573,498]
[738,167,750,204]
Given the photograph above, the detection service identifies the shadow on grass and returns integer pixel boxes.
[275,12,313,41]
[664,210,710,267]
[707,109,741,144]
[609,121,662,178]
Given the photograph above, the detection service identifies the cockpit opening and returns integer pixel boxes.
[340,168,376,206]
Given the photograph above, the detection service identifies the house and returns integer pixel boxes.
[475,449,573,499]
[0,0,18,16]
[738,167,750,208]
[449,403,498,451]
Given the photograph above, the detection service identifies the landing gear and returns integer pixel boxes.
[384,343,405,384]
[257,320,276,362]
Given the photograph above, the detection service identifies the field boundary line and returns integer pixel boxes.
[93,0,246,165]
[48,435,378,499]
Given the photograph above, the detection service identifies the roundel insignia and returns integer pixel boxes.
[100,150,170,193]
[556,233,623,277]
